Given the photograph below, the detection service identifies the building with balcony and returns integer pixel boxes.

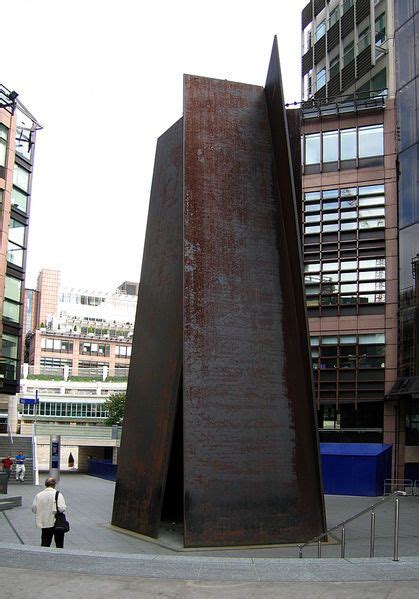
[300,0,418,480]
[0,84,41,432]
[25,268,138,380]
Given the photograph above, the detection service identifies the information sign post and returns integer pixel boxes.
[50,435,61,481]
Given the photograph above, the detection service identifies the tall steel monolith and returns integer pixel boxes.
[112,37,325,548]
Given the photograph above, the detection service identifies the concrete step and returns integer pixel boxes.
[0,436,34,485]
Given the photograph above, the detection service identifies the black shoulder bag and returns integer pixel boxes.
[54,491,70,533]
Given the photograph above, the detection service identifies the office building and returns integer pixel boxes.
[0,84,41,431]
[300,0,418,479]
[26,269,137,378]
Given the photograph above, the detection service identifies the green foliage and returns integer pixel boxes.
[104,392,126,426]
[27,374,60,381]
[68,376,100,382]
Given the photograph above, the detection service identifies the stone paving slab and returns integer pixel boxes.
[1,566,419,599]
[1,543,419,583]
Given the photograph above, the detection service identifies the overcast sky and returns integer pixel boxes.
[2,0,307,291]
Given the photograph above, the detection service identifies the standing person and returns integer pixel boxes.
[1,455,13,479]
[32,477,67,548]
[15,451,26,481]
[68,452,74,468]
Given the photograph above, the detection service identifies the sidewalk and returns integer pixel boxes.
[2,473,418,558]
[1,473,419,597]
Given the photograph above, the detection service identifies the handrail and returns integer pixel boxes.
[298,491,406,559]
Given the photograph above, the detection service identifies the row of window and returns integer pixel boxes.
[115,345,131,357]
[40,338,132,358]
[41,339,73,352]
[79,327,131,337]
[80,342,110,356]
[22,402,108,418]
[305,215,384,235]
[309,6,385,50]
[59,293,105,305]
[310,334,385,370]
[305,257,385,275]
[304,185,385,211]
[303,125,384,166]
[39,358,130,370]
[310,16,386,93]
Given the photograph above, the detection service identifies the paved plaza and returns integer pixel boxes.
[1,473,419,597]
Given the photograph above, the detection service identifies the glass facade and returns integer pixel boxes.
[304,184,386,315]
[311,334,385,407]
[395,1,419,379]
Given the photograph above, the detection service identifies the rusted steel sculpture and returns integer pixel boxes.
[112,38,325,547]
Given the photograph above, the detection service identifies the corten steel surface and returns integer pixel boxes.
[112,119,183,537]
[183,66,324,547]
[265,38,326,534]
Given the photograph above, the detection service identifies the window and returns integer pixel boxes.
[1,333,19,380]
[3,276,22,325]
[375,13,386,45]
[323,131,338,162]
[315,20,326,42]
[316,68,326,91]
[3,300,20,323]
[305,134,321,165]
[5,275,22,302]
[304,70,313,100]
[7,218,26,267]
[340,128,357,160]
[15,126,32,161]
[13,164,30,192]
[303,23,312,53]
[329,7,339,28]
[0,124,8,168]
[11,188,28,213]
[342,0,353,14]
[358,27,370,53]
[329,55,340,79]
[358,125,384,158]
[343,40,354,66]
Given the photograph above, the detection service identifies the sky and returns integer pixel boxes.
[2,0,308,291]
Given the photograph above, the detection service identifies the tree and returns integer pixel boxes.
[104,392,126,425]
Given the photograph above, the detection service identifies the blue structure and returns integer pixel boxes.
[87,459,117,481]
[320,443,392,497]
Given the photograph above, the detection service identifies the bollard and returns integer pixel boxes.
[370,511,376,557]
[341,526,346,558]
[393,498,400,561]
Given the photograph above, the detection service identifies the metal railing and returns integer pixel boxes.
[384,478,413,496]
[298,491,406,561]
